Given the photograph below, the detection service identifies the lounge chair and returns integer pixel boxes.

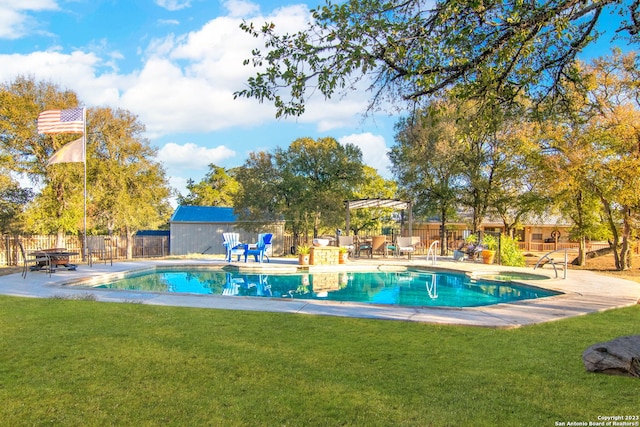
[395,236,418,259]
[244,233,272,263]
[222,232,245,262]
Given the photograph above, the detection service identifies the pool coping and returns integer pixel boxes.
[1,257,638,328]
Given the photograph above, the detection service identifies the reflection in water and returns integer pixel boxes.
[426,273,438,299]
[223,273,271,297]
[96,269,558,308]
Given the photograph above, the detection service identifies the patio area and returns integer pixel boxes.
[1,255,638,328]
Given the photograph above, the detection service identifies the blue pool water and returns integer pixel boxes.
[94,268,559,308]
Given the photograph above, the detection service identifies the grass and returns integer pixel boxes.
[0,296,638,426]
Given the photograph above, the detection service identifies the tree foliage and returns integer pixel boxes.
[535,51,640,269]
[177,164,239,207]
[236,0,639,118]
[0,76,85,242]
[88,107,172,250]
[234,137,367,244]
[346,166,398,236]
[0,77,173,255]
[391,96,547,242]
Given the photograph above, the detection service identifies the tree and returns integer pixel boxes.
[235,0,639,118]
[0,180,34,234]
[234,137,366,246]
[0,76,85,244]
[233,151,286,232]
[391,101,463,253]
[278,137,365,239]
[177,164,239,206]
[88,107,173,258]
[539,52,640,270]
[345,166,398,237]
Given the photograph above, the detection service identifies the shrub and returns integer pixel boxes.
[500,235,526,267]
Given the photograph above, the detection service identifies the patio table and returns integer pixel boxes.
[29,248,79,272]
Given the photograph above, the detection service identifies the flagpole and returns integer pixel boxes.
[83,107,87,262]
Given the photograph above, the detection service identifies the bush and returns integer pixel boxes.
[500,235,526,267]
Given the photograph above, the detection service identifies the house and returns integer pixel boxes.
[169,206,284,257]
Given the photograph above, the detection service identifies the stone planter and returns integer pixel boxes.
[339,252,349,264]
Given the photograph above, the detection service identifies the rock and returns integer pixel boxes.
[582,335,640,378]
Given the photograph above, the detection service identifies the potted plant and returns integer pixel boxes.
[297,245,310,265]
[338,246,349,264]
[481,234,498,264]
[463,234,479,260]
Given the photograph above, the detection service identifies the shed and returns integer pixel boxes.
[169,206,284,257]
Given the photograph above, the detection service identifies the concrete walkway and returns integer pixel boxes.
[0,256,638,328]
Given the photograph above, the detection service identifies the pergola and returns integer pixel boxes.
[344,198,413,236]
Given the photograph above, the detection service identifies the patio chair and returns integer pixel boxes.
[337,235,355,257]
[371,235,394,257]
[396,236,418,259]
[357,236,373,258]
[244,233,272,263]
[222,232,245,262]
[19,243,53,277]
[88,236,113,267]
[17,240,32,279]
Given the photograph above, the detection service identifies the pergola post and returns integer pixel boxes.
[345,202,351,235]
[408,201,413,236]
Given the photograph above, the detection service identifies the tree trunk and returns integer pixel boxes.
[125,226,133,259]
[440,208,447,256]
[56,229,65,248]
[618,207,633,270]
[600,196,622,270]
[577,236,586,267]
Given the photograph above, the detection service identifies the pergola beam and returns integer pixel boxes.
[344,198,413,236]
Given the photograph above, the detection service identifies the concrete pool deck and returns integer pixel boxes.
[0,256,638,328]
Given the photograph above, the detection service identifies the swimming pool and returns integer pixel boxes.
[93,268,560,308]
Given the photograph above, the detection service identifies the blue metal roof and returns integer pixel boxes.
[170,206,237,223]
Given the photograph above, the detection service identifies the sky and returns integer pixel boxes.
[0,0,633,205]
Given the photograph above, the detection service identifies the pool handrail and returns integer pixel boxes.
[426,241,439,265]
[533,248,578,279]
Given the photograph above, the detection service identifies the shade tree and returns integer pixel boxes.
[177,164,239,207]
[233,137,367,247]
[235,0,639,118]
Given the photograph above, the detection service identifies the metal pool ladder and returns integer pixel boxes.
[426,241,439,265]
[534,248,576,279]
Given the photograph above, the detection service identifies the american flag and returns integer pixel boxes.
[37,108,84,134]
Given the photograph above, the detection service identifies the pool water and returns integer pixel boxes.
[94,268,559,308]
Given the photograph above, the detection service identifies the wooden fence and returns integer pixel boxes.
[1,235,169,266]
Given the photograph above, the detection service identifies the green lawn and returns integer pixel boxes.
[1,295,638,426]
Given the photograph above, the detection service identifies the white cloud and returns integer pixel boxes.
[156,142,236,169]
[158,19,180,26]
[222,0,260,18]
[154,0,191,12]
[0,2,379,139]
[0,0,58,39]
[0,50,124,106]
[339,133,392,178]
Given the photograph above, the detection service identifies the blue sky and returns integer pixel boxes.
[0,0,632,204]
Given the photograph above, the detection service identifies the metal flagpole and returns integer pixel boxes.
[83,107,87,261]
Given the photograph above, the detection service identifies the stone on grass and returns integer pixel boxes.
[582,335,640,378]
